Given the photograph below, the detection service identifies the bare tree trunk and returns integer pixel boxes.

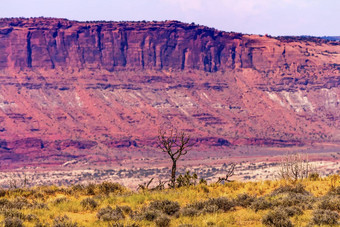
[171,160,177,188]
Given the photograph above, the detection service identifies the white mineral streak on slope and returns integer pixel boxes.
[266,91,285,107]
[0,94,17,111]
[321,88,340,109]
[75,93,83,107]
[166,90,197,116]
[281,90,314,112]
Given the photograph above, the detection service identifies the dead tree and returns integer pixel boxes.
[137,178,154,191]
[137,178,167,191]
[278,153,314,181]
[216,163,236,184]
[158,129,192,188]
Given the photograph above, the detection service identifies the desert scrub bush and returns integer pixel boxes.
[98,182,126,195]
[107,223,139,227]
[138,209,162,221]
[10,197,32,209]
[97,206,125,221]
[327,186,340,196]
[31,201,48,210]
[118,205,132,215]
[53,215,78,227]
[234,193,256,208]
[1,209,26,220]
[80,197,98,210]
[262,208,293,227]
[148,200,180,216]
[53,197,69,205]
[308,172,320,181]
[250,197,273,212]
[311,209,339,226]
[0,189,6,197]
[85,183,96,195]
[181,197,234,216]
[70,184,84,195]
[318,195,340,211]
[281,206,303,217]
[155,214,171,227]
[176,171,198,187]
[3,216,24,227]
[34,222,50,227]
[270,183,310,196]
[273,193,315,209]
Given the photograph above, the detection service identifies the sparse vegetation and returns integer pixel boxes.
[0,175,337,226]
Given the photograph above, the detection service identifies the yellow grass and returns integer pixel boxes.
[0,175,338,226]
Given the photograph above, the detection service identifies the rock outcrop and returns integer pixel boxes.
[0,18,340,169]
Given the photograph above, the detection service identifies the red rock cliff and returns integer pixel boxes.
[0,18,340,169]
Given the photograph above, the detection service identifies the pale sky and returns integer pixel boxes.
[1,0,339,36]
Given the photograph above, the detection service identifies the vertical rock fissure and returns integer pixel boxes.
[181,48,187,70]
[231,46,236,69]
[26,32,32,67]
[96,25,103,64]
[44,33,55,69]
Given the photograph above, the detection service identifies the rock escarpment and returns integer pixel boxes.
[0,18,340,169]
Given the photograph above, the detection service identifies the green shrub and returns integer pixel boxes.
[176,171,198,187]
[311,209,339,226]
[97,206,125,221]
[262,209,293,227]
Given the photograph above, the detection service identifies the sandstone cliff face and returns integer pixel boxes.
[0,18,340,169]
